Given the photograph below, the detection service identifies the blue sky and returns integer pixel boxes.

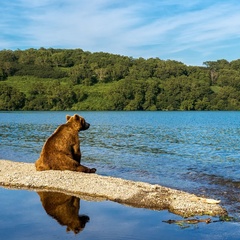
[1,0,240,66]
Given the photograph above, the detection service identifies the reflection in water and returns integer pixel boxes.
[0,187,239,240]
[37,191,90,234]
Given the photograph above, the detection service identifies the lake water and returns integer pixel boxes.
[0,111,240,239]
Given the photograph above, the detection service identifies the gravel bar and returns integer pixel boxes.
[0,160,227,217]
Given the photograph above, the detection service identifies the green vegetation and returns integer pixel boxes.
[0,48,240,110]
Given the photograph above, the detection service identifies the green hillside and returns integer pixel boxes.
[0,48,240,110]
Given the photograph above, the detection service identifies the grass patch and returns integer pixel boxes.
[72,82,117,110]
[1,76,70,96]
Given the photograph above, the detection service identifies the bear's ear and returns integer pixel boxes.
[66,115,71,121]
[74,114,80,120]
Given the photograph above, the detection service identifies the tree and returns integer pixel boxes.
[143,79,160,110]
[108,79,134,110]
[0,68,7,80]
[48,84,77,110]
[203,61,219,85]
[212,86,240,110]
[125,80,146,110]
[0,85,26,110]
[69,64,96,85]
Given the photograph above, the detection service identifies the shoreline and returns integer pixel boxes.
[0,160,227,217]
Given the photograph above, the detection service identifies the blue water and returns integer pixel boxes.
[0,111,240,239]
[1,111,240,206]
[1,188,239,240]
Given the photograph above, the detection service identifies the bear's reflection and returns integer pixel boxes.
[37,191,90,234]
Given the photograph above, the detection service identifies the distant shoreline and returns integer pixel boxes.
[1,49,240,111]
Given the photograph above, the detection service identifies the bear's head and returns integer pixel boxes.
[66,114,90,131]
[66,215,90,234]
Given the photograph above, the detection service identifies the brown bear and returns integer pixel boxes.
[35,114,96,173]
[37,191,89,234]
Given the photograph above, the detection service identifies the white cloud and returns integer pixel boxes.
[1,0,240,64]
[17,0,140,49]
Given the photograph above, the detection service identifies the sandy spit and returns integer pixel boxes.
[0,160,227,217]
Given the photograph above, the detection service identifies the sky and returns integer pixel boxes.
[1,0,240,66]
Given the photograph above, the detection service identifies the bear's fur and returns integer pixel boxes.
[38,191,89,234]
[35,114,96,173]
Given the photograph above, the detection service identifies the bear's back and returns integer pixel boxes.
[42,123,78,154]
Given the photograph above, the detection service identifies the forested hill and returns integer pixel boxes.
[0,48,240,111]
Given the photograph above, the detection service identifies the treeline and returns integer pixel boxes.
[0,48,240,110]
